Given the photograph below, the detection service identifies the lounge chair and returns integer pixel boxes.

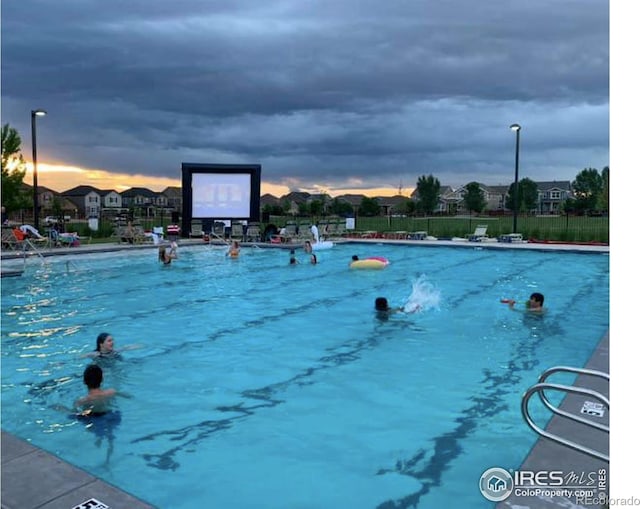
[230,222,245,242]
[467,225,489,242]
[190,220,204,238]
[58,232,82,247]
[3,228,48,251]
[245,223,261,242]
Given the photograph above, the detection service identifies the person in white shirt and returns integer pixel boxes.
[19,224,45,239]
[310,224,320,243]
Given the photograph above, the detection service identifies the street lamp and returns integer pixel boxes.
[509,123,521,234]
[31,109,47,231]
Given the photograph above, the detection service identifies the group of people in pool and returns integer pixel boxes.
[375,292,545,320]
[157,239,544,317]
[76,332,139,416]
[158,239,319,265]
[289,240,318,265]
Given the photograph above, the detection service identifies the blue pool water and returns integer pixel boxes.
[1,243,609,508]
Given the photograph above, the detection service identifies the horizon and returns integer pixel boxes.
[21,161,582,199]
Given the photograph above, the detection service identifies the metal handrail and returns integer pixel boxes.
[521,368,609,462]
[536,366,609,433]
[207,231,228,245]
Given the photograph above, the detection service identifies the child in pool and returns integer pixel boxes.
[501,292,545,313]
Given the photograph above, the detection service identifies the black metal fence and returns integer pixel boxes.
[265,214,609,243]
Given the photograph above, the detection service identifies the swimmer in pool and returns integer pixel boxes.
[303,240,313,254]
[75,364,116,415]
[374,297,405,320]
[159,242,178,264]
[310,253,318,265]
[227,240,241,258]
[501,292,545,313]
[82,332,140,359]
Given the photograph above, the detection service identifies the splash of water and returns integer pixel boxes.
[403,274,440,313]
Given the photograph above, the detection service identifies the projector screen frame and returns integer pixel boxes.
[181,162,261,237]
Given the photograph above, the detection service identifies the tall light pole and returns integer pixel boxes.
[510,123,521,234]
[31,109,47,231]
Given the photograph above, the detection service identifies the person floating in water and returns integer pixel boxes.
[501,292,545,313]
[159,242,178,264]
[82,332,141,359]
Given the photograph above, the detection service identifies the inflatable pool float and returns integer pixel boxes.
[312,241,334,250]
[350,256,389,270]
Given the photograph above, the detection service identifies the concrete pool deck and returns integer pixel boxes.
[1,238,609,508]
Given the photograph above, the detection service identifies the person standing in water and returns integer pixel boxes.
[159,242,178,264]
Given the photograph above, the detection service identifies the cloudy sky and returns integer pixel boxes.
[2,0,610,195]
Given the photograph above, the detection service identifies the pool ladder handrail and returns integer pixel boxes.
[207,231,228,245]
[521,366,609,462]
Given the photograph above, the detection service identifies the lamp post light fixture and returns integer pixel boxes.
[509,123,521,234]
[31,109,47,231]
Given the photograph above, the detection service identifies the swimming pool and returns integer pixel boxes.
[1,243,609,508]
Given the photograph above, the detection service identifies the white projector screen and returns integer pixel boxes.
[192,173,251,218]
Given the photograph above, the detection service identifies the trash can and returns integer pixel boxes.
[88,217,99,231]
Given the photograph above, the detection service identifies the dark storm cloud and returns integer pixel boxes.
[1,0,609,190]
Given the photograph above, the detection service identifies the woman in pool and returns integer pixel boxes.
[303,240,313,254]
[310,253,318,265]
[83,332,140,359]
[227,240,241,258]
[158,242,178,265]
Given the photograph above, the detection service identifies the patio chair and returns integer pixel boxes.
[190,220,204,238]
[4,228,48,251]
[467,225,489,242]
[2,227,22,250]
[246,223,261,242]
[210,222,226,241]
[230,222,245,241]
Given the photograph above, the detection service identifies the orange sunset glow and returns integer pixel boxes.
[25,162,402,197]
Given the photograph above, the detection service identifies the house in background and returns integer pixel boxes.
[410,185,457,214]
[61,185,102,218]
[536,181,572,214]
[121,187,169,218]
[485,185,509,212]
[162,186,182,211]
[377,195,411,215]
[99,189,123,210]
[260,194,280,208]
[34,185,57,215]
[19,184,78,221]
